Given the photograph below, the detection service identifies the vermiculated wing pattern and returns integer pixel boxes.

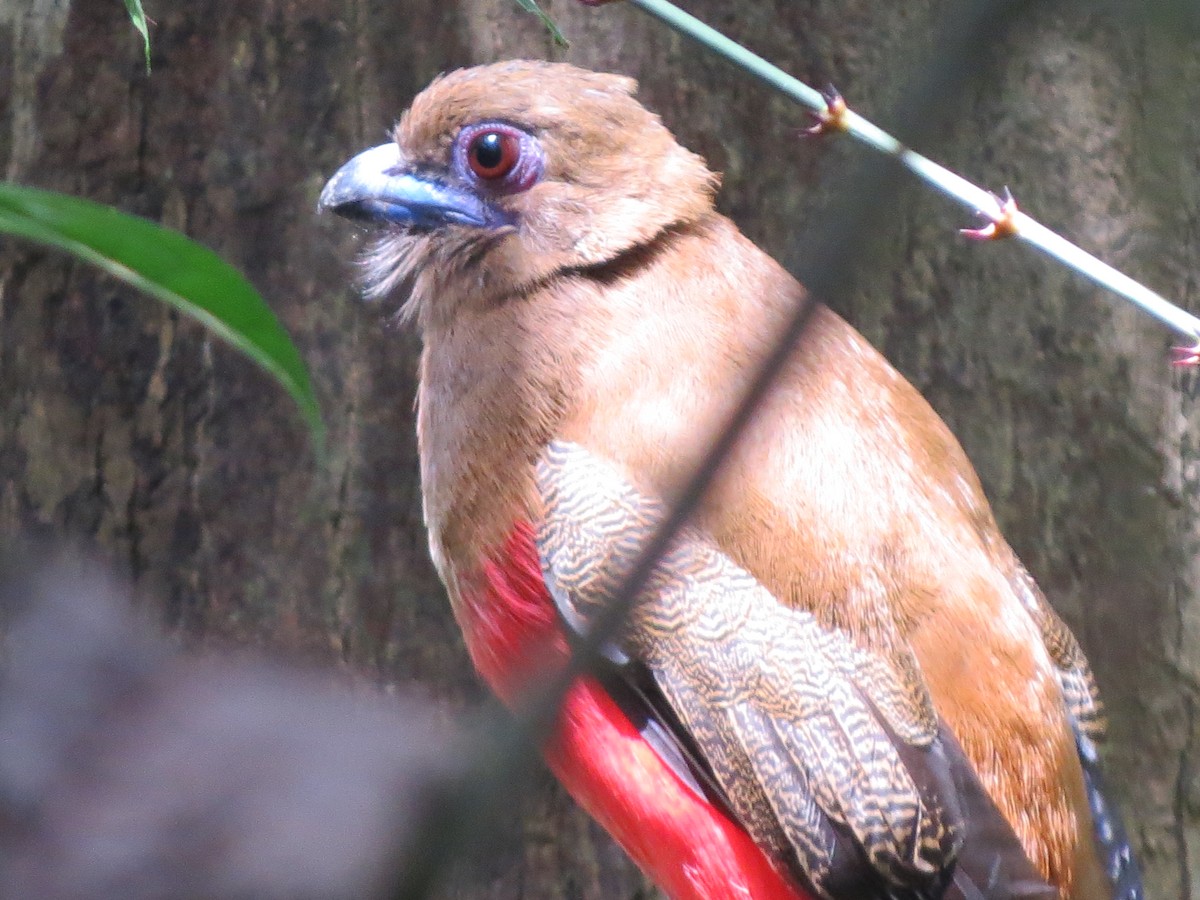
[534,441,1053,899]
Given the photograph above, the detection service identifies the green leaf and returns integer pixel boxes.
[123,0,152,73]
[0,183,325,461]
[511,0,569,47]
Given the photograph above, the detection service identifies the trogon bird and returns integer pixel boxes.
[320,60,1142,900]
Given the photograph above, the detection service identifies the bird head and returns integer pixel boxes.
[320,60,718,328]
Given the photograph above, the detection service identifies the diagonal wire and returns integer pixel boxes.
[390,0,1043,897]
[554,0,1043,738]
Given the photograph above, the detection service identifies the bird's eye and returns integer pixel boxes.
[455,122,543,194]
[468,130,520,180]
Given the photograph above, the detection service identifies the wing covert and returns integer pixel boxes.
[534,441,1051,898]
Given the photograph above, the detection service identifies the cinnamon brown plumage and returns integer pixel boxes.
[320,60,1140,900]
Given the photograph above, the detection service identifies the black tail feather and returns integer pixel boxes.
[1075,730,1143,900]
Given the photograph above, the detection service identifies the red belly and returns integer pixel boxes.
[455,521,812,900]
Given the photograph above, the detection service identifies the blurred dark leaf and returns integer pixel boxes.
[0,554,461,900]
[1096,0,1200,36]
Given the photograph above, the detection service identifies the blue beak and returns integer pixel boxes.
[319,143,512,230]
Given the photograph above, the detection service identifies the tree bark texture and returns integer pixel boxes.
[0,1,1197,897]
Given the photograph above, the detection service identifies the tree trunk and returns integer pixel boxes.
[0,1,1195,897]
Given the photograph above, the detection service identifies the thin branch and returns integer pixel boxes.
[624,0,1200,346]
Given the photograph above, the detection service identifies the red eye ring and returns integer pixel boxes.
[454,122,544,195]
[467,129,520,180]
